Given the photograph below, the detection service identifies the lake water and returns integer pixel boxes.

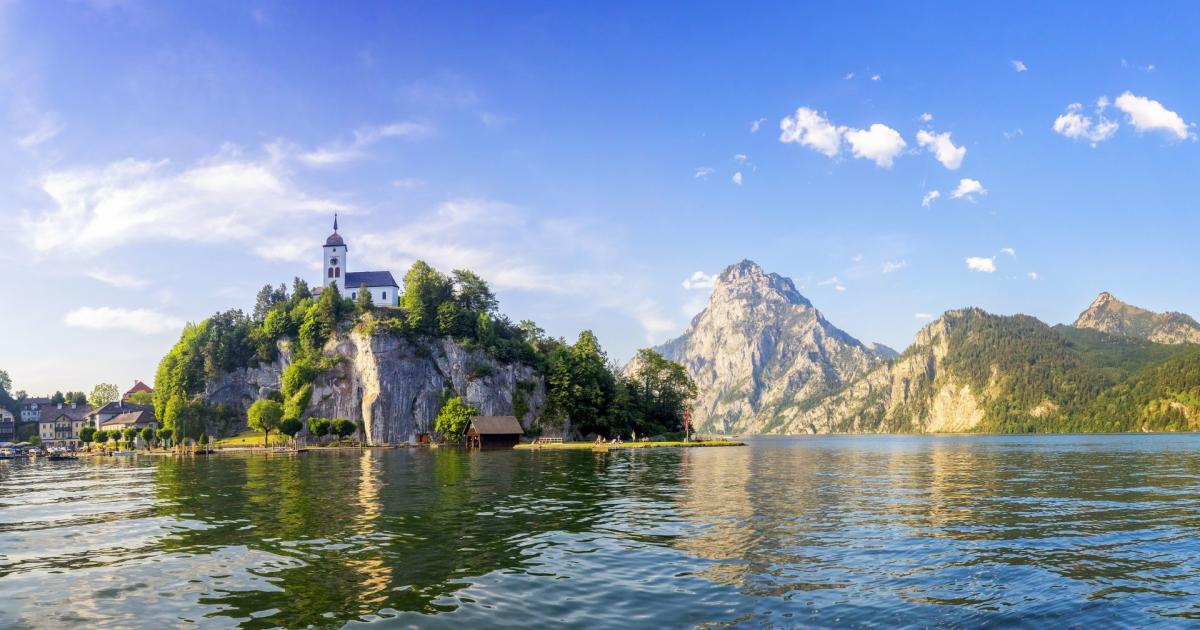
[3,435,1200,628]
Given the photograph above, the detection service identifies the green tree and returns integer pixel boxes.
[452,269,498,314]
[355,282,374,314]
[291,277,312,303]
[332,418,356,445]
[50,391,65,405]
[122,427,137,449]
[140,426,155,447]
[434,396,477,443]
[279,418,302,445]
[306,417,331,443]
[627,348,698,435]
[88,383,120,408]
[79,425,95,450]
[401,260,453,334]
[156,427,174,447]
[0,369,17,415]
[544,330,615,436]
[247,399,283,447]
[69,391,89,405]
[126,391,154,406]
[93,430,109,447]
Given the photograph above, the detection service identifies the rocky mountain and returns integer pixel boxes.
[651,262,1200,435]
[642,260,886,434]
[1073,292,1200,345]
[205,329,547,444]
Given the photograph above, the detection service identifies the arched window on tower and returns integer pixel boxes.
[328,268,334,278]
[335,268,341,278]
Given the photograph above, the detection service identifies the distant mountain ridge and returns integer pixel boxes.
[1073,292,1200,345]
[649,260,1200,435]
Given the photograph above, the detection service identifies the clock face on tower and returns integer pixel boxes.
[331,258,338,265]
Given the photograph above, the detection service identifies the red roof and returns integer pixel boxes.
[123,380,153,397]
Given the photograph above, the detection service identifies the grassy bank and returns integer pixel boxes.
[515,440,744,450]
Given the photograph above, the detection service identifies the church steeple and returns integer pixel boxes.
[323,213,346,292]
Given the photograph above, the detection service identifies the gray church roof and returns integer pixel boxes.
[325,232,345,246]
[346,271,398,288]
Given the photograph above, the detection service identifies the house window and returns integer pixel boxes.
[381,291,387,300]
[351,292,356,299]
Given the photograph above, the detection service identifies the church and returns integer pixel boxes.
[321,215,400,306]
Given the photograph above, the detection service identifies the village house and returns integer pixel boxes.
[464,416,524,448]
[99,409,158,446]
[316,214,400,306]
[0,408,14,443]
[20,397,50,424]
[87,401,154,430]
[122,380,153,402]
[37,402,92,448]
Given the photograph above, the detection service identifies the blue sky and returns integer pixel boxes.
[3,1,1200,395]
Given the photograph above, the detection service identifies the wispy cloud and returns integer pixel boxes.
[1053,101,1118,145]
[694,166,715,179]
[914,312,934,320]
[922,190,941,207]
[86,270,148,289]
[731,171,743,185]
[63,306,184,335]
[1011,59,1028,72]
[881,260,907,273]
[780,107,905,168]
[300,121,432,166]
[749,118,766,133]
[1000,247,1016,257]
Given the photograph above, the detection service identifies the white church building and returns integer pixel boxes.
[322,215,399,306]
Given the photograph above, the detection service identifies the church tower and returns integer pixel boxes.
[323,213,347,293]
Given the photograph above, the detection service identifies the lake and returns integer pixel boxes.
[3,434,1200,628]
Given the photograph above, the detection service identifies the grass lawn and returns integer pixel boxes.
[214,430,291,448]
[514,440,744,450]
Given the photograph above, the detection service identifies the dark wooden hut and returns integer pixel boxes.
[465,416,523,448]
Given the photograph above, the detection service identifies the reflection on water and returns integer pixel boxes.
[2,435,1200,628]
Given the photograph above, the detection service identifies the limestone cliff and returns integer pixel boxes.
[1073,292,1200,345]
[205,328,546,444]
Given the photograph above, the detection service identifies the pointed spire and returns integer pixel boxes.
[333,212,339,232]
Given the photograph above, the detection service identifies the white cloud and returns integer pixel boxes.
[882,260,907,273]
[844,72,855,80]
[392,177,424,189]
[63,306,185,335]
[1053,102,1118,144]
[1113,91,1192,140]
[1000,247,1016,257]
[851,253,864,263]
[965,256,997,273]
[20,145,343,260]
[922,190,941,207]
[750,118,766,133]
[300,120,433,166]
[920,112,933,122]
[779,107,843,157]
[86,270,147,289]
[914,312,934,320]
[731,171,743,186]
[842,123,906,168]
[681,271,715,290]
[1028,271,1039,280]
[915,129,966,170]
[734,153,748,163]
[1004,128,1024,140]
[694,167,715,179]
[951,178,986,201]
[1011,59,1027,72]
[871,74,881,81]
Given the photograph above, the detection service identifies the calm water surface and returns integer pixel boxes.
[3,434,1200,628]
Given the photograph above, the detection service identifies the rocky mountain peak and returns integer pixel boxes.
[711,259,811,308]
[1074,292,1200,345]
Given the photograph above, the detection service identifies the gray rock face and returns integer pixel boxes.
[205,329,546,443]
[644,260,884,434]
[1073,292,1200,345]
